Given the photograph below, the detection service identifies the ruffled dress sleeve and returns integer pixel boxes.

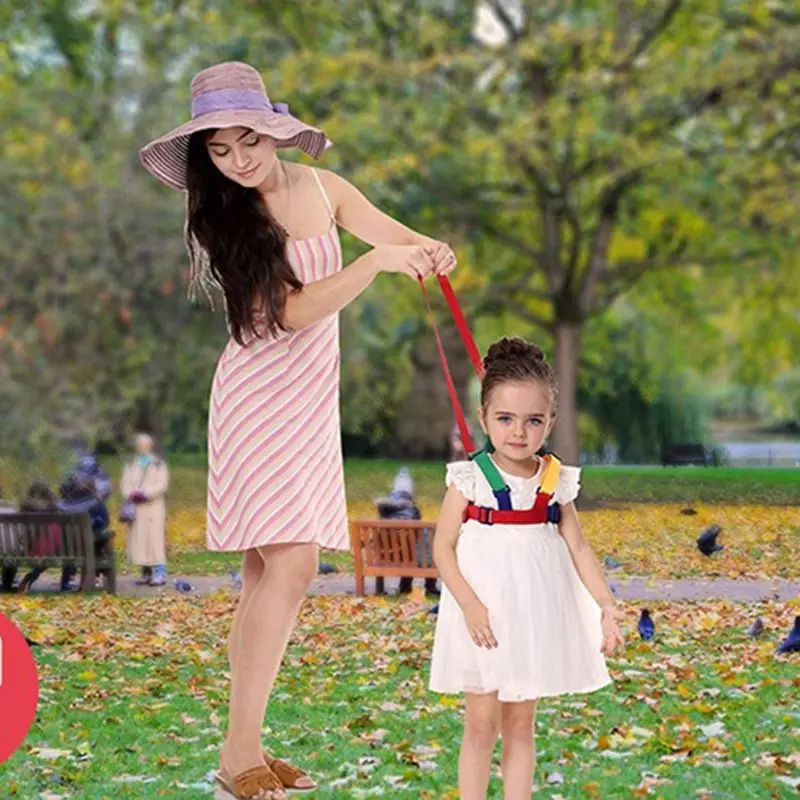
[445,460,476,502]
[553,465,581,505]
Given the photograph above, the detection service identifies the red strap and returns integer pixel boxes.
[418,274,484,455]
[437,276,484,379]
[463,497,553,525]
[418,275,477,454]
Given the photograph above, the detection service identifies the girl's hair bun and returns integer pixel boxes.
[483,337,545,371]
[480,336,557,410]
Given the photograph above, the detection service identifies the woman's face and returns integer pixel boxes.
[206,126,278,187]
[134,435,153,455]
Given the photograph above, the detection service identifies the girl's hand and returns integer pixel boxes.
[426,241,457,276]
[373,244,437,280]
[600,606,625,657]
[463,598,498,649]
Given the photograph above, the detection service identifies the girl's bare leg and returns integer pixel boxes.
[459,692,502,800]
[500,699,538,800]
[220,542,318,795]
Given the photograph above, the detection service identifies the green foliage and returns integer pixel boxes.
[0,1,797,463]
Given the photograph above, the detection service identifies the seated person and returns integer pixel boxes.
[374,467,439,597]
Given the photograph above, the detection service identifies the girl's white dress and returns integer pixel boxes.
[429,458,613,702]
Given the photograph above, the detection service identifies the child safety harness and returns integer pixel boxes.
[418,275,562,527]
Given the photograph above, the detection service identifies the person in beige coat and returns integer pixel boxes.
[120,433,169,586]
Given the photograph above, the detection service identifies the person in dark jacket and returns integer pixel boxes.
[375,467,439,596]
[53,471,112,591]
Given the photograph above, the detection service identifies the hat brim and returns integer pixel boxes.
[139,109,333,192]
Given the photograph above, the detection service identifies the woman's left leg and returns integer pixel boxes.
[500,699,539,800]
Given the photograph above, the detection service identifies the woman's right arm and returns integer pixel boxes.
[282,244,435,332]
[432,484,481,611]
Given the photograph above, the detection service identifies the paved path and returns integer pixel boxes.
[23,573,800,602]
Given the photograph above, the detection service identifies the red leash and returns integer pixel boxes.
[417,274,483,455]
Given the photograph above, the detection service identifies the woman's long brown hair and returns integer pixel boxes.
[185,130,303,346]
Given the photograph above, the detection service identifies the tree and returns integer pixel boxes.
[271,0,799,462]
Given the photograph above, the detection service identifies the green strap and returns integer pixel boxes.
[470,448,508,493]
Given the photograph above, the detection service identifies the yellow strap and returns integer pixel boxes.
[539,453,561,495]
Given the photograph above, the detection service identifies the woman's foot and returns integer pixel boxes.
[219,744,285,799]
[262,750,316,791]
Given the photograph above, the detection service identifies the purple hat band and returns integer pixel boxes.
[191,89,290,119]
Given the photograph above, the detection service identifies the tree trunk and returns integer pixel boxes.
[552,321,582,465]
[395,323,472,458]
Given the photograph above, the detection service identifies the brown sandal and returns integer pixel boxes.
[216,763,286,799]
[263,751,317,793]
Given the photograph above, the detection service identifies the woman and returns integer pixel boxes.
[16,481,62,592]
[120,433,169,587]
[139,61,456,799]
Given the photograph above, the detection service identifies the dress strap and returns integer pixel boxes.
[311,169,335,223]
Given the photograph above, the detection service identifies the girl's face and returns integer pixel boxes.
[478,380,555,464]
[206,126,278,187]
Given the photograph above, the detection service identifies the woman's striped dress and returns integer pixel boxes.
[205,172,349,552]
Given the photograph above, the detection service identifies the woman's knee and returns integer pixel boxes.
[257,543,318,598]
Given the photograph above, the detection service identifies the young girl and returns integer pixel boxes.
[429,336,625,800]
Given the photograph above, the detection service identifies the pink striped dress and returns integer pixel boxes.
[206,170,349,552]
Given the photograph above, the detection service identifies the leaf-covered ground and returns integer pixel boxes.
[1,594,798,798]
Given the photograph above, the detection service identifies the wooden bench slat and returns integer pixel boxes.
[0,512,116,594]
[350,519,438,596]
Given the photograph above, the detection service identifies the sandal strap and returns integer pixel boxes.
[267,757,314,788]
[232,764,284,797]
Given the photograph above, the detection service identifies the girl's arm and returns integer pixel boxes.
[558,502,617,610]
[432,484,481,612]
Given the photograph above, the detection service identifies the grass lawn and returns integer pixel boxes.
[1,594,798,798]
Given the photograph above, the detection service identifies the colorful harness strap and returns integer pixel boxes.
[463,451,563,525]
[419,274,564,526]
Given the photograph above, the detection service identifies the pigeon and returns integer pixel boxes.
[174,580,192,593]
[681,508,698,516]
[604,556,622,570]
[638,609,655,641]
[777,616,800,654]
[318,562,338,575]
[228,568,242,590]
[428,604,439,615]
[697,524,724,556]
[748,618,765,639]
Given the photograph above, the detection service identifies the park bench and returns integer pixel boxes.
[0,512,117,594]
[661,443,709,467]
[350,519,437,597]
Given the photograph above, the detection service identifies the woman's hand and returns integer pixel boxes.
[425,240,457,276]
[599,606,625,657]
[463,597,498,649]
[373,244,437,280]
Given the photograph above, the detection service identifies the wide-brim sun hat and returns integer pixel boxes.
[139,61,332,192]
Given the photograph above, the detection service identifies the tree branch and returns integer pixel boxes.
[615,0,683,71]
[578,168,644,312]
